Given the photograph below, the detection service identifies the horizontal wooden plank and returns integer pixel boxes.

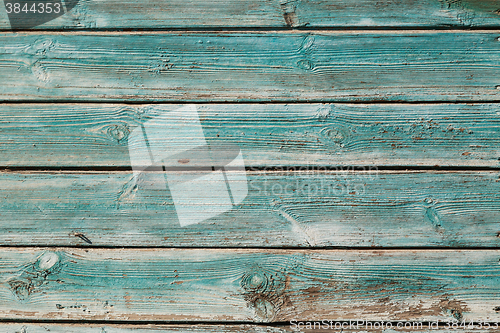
[1,103,500,168]
[0,248,499,322]
[0,324,499,333]
[1,0,500,29]
[1,171,499,247]
[1,32,500,102]
[0,324,290,332]
[287,0,500,28]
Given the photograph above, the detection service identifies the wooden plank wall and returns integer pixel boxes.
[1,0,500,332]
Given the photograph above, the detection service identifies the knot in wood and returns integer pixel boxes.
[319,126,349,149]
[241,268,290,322]
[241,271,270,293]
[8,251,62,301]
[107,124,130,144]
[315,105,333,121]
[297,59,314,70]
[25,38,55,56]
[423,197,435,206]
[37,252,59,271]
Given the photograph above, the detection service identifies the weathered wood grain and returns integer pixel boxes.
[0,324,291,333]
[1,32,500,102]
[1,0,500,30]
[0,248,499,322]
[1,103,500,168]
[282,0,500,28]
[1,171,499,247]
[1,324,499,333]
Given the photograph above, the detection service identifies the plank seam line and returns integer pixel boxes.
[4,100,500,105]
[2,27,500,33]
[0,246,499,250]
[0,319,499,326]
[0,319,296,325]
[1,166,500,172]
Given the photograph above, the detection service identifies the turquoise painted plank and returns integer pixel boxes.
[0,248,499,321]
[0,324,290,333]
[1,0,500,30]
[284,0,500,28]
[1,103,500,168]
[0,324,498,333]
[0,0,285,30]
[1,171,499,247]
[1,32,500,102]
